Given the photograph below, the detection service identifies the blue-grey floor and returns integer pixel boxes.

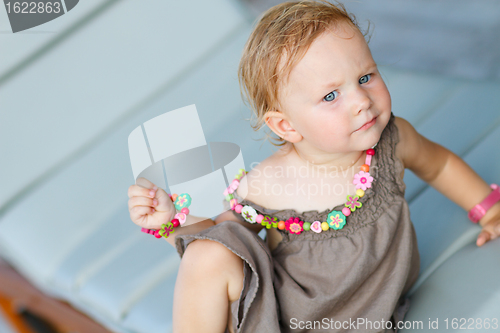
[242,0,500,81]
[0,311,14,333]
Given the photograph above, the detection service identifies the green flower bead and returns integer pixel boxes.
[303,222,311,231]
[174,193,192,210]
[261,215,278,229]
[235,169,246,180]
[225,194,234,201]
[327,210,347,230]
[159,222,175,237]
[158,223,166,236]
[345,194,362,212]
[261,215,275,228]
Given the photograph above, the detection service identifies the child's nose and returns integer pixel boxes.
[351,87,372,114]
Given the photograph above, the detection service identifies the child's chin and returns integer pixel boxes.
[360,131,383,150]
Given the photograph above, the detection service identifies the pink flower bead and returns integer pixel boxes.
[256,214,264,223]
[235,204,243,213]
[181,207,189,215]
[342,207,351,216]
[230,199,238,210]
[285,217,304,234]
[229,179,239,192]
[353,171,374,191]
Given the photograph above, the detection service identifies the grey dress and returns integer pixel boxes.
[175,113,420,333]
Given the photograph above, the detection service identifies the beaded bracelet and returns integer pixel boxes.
[141,192,192,239]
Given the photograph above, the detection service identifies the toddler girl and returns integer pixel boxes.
[127,1,500,332]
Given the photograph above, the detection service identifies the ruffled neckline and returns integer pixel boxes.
[231,149,378,222]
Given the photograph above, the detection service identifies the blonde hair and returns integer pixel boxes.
[238,0,368,147]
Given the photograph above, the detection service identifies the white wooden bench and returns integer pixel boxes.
[1,0,499,331]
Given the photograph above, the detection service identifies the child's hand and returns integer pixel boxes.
[128,177,176,230]
[476,212,500,247]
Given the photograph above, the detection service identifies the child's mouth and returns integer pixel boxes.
[355,117,376,132]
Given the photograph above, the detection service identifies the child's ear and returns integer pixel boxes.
[264,110,303,143]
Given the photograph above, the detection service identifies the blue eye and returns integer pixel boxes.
[359,74,371,84]
[323,91,339,102]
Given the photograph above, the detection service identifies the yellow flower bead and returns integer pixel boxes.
[356,189,365,197]
[321,222,329,231]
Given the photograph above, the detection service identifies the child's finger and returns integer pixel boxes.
[130,206,156,224]
[476,231,491,247]
[128,177,158,198]
[488,225,500,240]
[153,187,173,210]
[128,196,157,211]
[135,177,158,190]
[477,221,500,247]
[128,184,158,200]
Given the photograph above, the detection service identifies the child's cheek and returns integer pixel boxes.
[376,82,392,111]
[368,87,389,113]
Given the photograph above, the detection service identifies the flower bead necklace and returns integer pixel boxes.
[224,145,376,235]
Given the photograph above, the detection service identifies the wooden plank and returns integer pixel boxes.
[0,0,246,210]
[0,24,253,328]
[0,295,32,333]
[0,258,111,333]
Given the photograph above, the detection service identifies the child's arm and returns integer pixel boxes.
[394,117,500,247]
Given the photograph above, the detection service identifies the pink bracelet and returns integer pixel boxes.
[468,184,500,223]
[141,192,192,239]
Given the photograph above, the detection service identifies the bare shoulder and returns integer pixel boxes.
[236,148,288,206]
[393,115,420,170]
[215,155,283,233]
